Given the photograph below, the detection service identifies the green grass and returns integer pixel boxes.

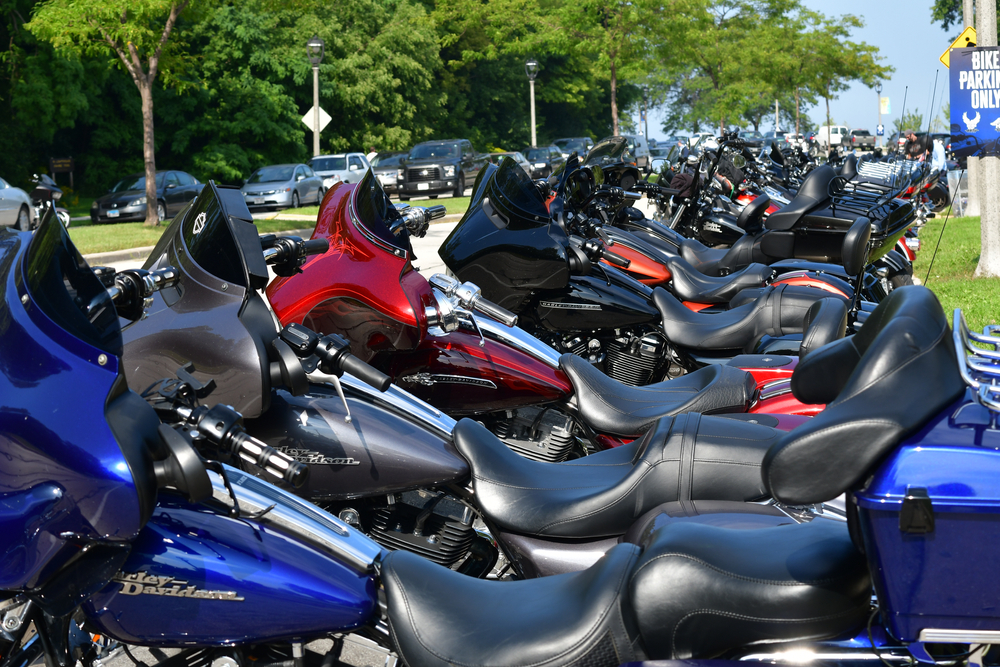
[283,196,471,218]
[69,217,316,255]
[66,196,95,218]
[913,215,1000,332]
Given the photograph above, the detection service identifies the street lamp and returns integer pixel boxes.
[525,57,539,147]
[307,35,325,157]
[875,82,883,149]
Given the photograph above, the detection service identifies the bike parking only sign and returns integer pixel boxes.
[951,46,1000,158]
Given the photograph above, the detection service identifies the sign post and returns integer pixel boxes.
[49,157,74,190]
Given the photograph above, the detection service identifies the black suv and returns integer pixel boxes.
[522,145,566,178]
[397,139,488,200]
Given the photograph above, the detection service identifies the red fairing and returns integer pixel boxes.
[600,243,671,285]
[735,192,780,215]
[750,393,824,417]
[770,275,850,299]
[266,183,434,362]
[730,355,799,385]
[387,331,573,415]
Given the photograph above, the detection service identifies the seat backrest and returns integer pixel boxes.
[764,165,836,231]
[798,298,848,359]
[838,153,859,180]
[841,217,871,277]
[764,286,966,505]
[736,194,770,231]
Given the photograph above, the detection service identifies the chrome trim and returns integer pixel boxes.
[919,628,1000,643]
[475,315,562,369]
[758,379,792,401]
[309,370,457,440]
[211,464,382,573]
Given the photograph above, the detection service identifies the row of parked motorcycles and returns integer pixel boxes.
[4,132,999,667]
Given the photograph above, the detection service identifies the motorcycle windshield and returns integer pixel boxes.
[352,169,408,253]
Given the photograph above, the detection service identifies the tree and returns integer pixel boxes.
[28,0,191,225]
[892,109,925,135]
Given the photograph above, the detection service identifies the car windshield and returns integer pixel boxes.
[584,138,630,166]
[853,130,871,136]
[371,154,404,168]
[111,173,164,193]
[310,157,347,172]
[248,166,294,183]
[525,148,550,161]
[410,143,459,159]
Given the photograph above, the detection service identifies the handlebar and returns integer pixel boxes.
[428,274,518,327]
[280,323,392,391]
[102,266,179,321]
[568,235,631,269]
[390,205,447,238]
[261,236,329,264]
[602,248,631,268]
[179,404,308,488]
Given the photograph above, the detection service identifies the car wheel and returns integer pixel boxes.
[453,174,465,198]
[157,200,167,221]
[316,188,325,204]
[292,191,300,209]
[15,206,30,231]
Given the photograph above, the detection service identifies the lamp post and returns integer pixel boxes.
[307,35,325,157]
[525,57,539,147]
[875,82,883,149]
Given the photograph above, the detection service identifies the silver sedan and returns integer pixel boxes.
[0,177,35,230]
[241,163,325,210]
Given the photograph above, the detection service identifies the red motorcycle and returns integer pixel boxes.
[267,175,826,462]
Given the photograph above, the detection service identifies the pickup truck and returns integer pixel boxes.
[397,139,488,200]
[847,129,876,151]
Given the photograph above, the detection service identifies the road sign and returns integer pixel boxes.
[876,124,884,136]
[880,97,890,115]
[940,25,977,69]
[301,106,331,133]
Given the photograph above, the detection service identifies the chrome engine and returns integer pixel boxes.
[491,406,578,462]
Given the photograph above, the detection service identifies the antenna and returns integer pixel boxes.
[890,86,909,191]
[925,70,939,136]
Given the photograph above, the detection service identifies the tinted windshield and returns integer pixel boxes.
[25,212,122,356]
[310,157,347,172]
[248,166,294,183]
[410,143,459,159]
[371,154,404,168]
[584,138,630,166]
[353,169,407,251]
[486,156,550,230]
[111,173,164,193]
[525,148,549,161]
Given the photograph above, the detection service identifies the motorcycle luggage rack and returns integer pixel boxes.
[828,180,897,219]
[953,309,1000,413]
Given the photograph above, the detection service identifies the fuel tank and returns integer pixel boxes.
[387,330,572,415]
[82,469,380,645]
[531,268,658,332]
[245,387,469,500]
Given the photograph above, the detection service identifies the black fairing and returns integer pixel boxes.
[530,271,660,332]
[439,160,570,311]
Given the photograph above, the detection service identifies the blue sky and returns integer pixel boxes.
[640,0,958,140]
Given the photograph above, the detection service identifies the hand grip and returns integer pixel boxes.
[341,354,392,392]
[602,249,631,268]
[303,238,329,255]
[473,297,518,327]
[424,205,447,220]
[230,432,308,488]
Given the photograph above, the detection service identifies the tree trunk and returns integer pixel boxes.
[825,86,830,129]
[140,81,159,226]
[610,57,619,136]
[794,87,800,136]
[975,0,999,276]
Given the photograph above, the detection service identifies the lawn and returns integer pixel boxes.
[913,215,1000,332]
[70,217,316,255]
[283,195,471,218]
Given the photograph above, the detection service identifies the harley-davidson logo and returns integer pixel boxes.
[192,212,207,235]
[539,301,602,311]
[401,373,497,389]
[114,572,244,601]
[274,446,361,465]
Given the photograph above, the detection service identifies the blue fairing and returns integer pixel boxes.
[0,225,143,591]
[83,495,378,646]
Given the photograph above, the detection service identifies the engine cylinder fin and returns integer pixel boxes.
[606,338,661,386]
[370,505,475,569]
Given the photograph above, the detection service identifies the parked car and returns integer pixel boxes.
[0,176,35,230]
[737,130,765,148]
[369,152,407,194]
[689,132,715,146]
[308,153,371,191]
[604,134,651,171]
[847,129,875,151]
[553,137,594,159]
[816,125,850,149]
[397,139,487,200]
[522,145,566,178]
[91,170,203,223]
[491,151,533,175]
[241,163,324,211]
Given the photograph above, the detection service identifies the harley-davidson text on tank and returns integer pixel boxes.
[114,572,245,601]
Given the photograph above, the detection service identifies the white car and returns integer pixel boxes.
[308,153,372,190]
[689,132,715,147]
[0,177,36,230]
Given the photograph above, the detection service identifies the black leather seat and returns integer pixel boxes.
[561,354,757,435]
[798,298,849,359]
[453,414,780,538]
[653,284,844,352]
[383,542,644,667]
[628,518,871,659]
[664,254,772,303]
[765,165,837,231]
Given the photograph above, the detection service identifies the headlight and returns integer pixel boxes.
[130,197,147,206]
[534,163,546,169]
[397,169,405,179]
[91,201,98,209]
[443,165,455,178]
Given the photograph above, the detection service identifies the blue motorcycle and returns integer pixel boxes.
[2,209,1000,667]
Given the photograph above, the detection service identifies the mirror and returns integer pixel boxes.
[296,175,305,181]
[730,154,747,169]
[166,183,177,189]
[650,158,668,173]
[350,165,360,171]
